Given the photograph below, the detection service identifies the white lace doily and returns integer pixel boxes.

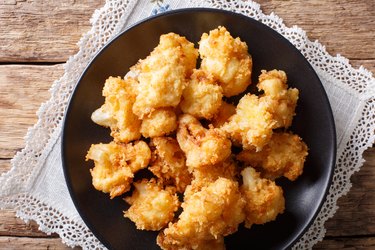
[0,0,374,249]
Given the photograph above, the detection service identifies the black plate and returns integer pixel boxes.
[62,8,336,250]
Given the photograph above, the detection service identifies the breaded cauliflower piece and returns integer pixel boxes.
[199,26,252,97]
[184,158,238,200]
[222,93,276,151]
[180,69,223,120]
[237,132,308,181]
[157,235,226,250]
[240,167,285,228]
[193,237,225,250]
[258,70,299,128]
[157,178,245,249]
[91,76,141,143]
[211,101,236,128]
[149,137,191,193]
[86,141,151,198]
[140,108,177,138]
[132,33,198,118]
[176,114,232,170]
[124,179,180,231]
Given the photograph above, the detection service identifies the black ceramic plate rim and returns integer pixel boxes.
[61,7,336,250]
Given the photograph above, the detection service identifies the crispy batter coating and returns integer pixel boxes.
[222,93,276,150]
[132,33,198,118]
[237,132,308,181]
[157,178,245,249]
[140,108,177,138]
[241,167,285,228]
[124,179,180,231]
[91,76,141,143]
[184,158,238,200]
[157,235,226,250]
[258,70,299,128]
[176,114,232,170]
[86,141,151,198]
[211,101,236,128]
[199,26,252,97]
[180,69,223,120]
[149,137,191,193]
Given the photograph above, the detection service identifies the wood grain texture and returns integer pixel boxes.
[0,0,374,249]
[325,148,375,237]
[257,0,375,60]
[0,209,53,237]
[0,0,374,62]
[0,64,64,158]
[315,237,375,249]
[0,236,77,250]
[0,0,105,62]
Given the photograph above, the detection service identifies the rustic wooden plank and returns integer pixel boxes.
[0,0,374,62]
[0,64,64,158]
[257,0,375,60]
[0,0,105,62]
[350,60,375,73]
[0,236,78,250]
[0,159,11,175]
[315,237,375,249]
[325,147,375,237]
[0,209,56,238]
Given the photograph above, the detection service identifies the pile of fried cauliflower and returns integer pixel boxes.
[86,26,308,249]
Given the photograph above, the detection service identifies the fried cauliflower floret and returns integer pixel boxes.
[91,76,141,143]
[132,33,198,118]
[258,70,299,128]
[211,101,236,128]
[240,167,285,228]
[86,141,151,198]
[157,235,226,250]
[176,114,232,170]
[124,179,180,231]
[199,26,252,97]
[222,94,276,150]
[140,108,177,138]
[180,69,223,119]
[149,137,191,193]
[193,237,226,250]
[157,178,245,249]
[237,132,308,181]
[184,158,238,200]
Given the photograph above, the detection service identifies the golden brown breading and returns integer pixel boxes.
[157,234,226,250]
[211,101,236,128]
[258,70,299,128]
[176,114,232,170]
[199,26,252,97]
[149,137,191,193]
[237,132,308,181]
[86,141,151,198]
[140,108,177,138]
[184,158,238,200]
[240,167,285,228]
[222,93,276,151]
[132,33,198,118]
[124,179,180,231]
[157,178,245,249]
[91,76,141,143]
[180,69,223,119]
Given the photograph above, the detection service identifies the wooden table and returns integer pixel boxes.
[0,0,373,249]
